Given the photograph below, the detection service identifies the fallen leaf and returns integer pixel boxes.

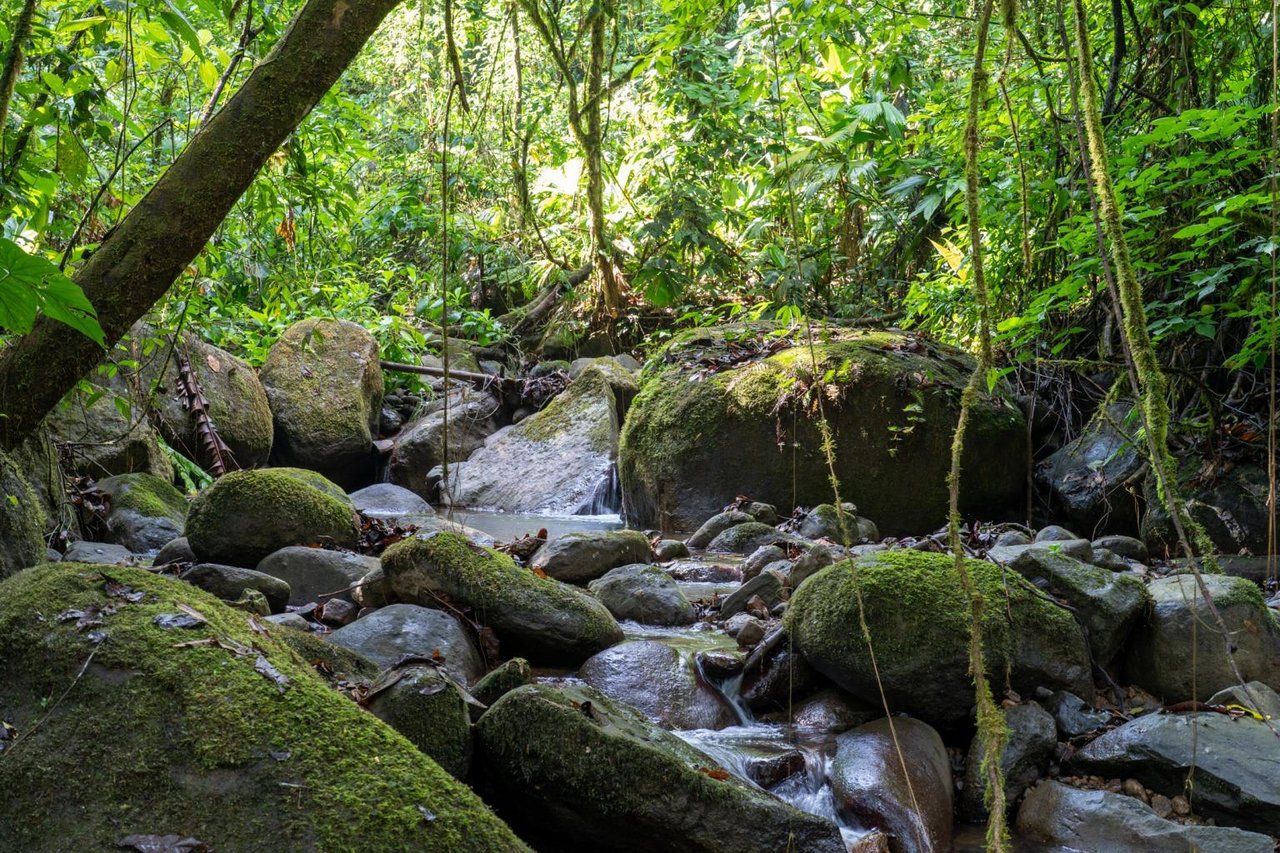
[697,766,731,781]
[205,354,221,373]
[116,834,210,852]
[254,656,290,693]
[153,613,205,630]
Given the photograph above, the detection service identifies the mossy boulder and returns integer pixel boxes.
[0,451,46,577]
[98,472,188,553]
[784,550,1093,731]
[446,365,631,514]
[185,468,359,567]
[382,531,623,665]
[0,562,526,852]
[46,384,173,481]
[10,428,71,535]
[135,328,274,471]
[471,658,534,706]
[619,324,1026,533]
[260,318,384,490]
[474,683,847,852]
[365,664,474,779]
[1142,461,1274,558]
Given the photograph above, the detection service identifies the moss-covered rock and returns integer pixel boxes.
[98,472,188,553]
[705,521,791,555]
[382,531,622,665]
[46,384,173,481]
[365,664,474,779]
[0,451,46,577]
[475,683,846,852]
[471,658,534,706]
[619,324,1026,533]
[10,428,71,536]
[259,318,384,490]
[1142,460,1274,557]
[784,550,1093,731]
[185,468,359,567]
[0,563,527,852]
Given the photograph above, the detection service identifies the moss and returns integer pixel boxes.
[277,630,381,684]
[0,451,46,576]
[101,472,189,520]
[471,658,534,707]
[382,532,622,664]
[519,368,617,453]
[367,666,473,779]
[0,563,527,852]
[185,468,358,567]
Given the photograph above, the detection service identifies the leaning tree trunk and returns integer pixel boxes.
[582,0,619,316]
[0,0,402,450]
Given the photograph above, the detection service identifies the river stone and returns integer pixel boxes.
[1016,780,1273,852]
[387,391,500,499]
[785,551,1093,731]
[587,564,696,626]
[1092,534,1147,562]
[185,468,359,568]
[579,640,737,730]
[96,472,188,553]
[1067,712,1280,835]
[259,318,383,490]
[740,644,819,713]
[446,365,634,514]
[798,504,861,541]
[1034,524,1079,542]
[779,688,879,733]
[706,522,789,555]
[153,536,195,566]
[1038,402,1144,536]
[1045,690,1110,738]
[619,324,1026,534]
[742,544,787,580]
[47,385,174,481]
[831,717,953,853]
[653,539,690,560]
[687,511,753,549]
[352,564,392,608]
[789,543,838,589]
[365,664,474,778]
[326,604,483,684]
[1008,549,1149,664]
[349,482,434,519]
[0,563,524,852]
[182,564,290,613]
[1143,461,1274,557]
[475,683,846,852]
[720,569,784,618]
[986,538,1093,566]
[471,658,534,707]
[382,531,622,665]
[133,328,274,471]
[959,702,1056,821]
[63,541,134,564]
[529,530,654,584]
[1207,681,1280,721]
[1126,573,1280,702]
[255,546,379,606]
[0,452,46,577]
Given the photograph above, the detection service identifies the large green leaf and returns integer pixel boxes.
[0,240,105,345]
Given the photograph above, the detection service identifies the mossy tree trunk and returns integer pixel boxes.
[0,0,403,450]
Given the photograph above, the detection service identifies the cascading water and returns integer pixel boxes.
[574,462,622,516]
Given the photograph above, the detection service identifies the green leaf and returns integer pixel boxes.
[0,239,105,345]
[160,1,204,58]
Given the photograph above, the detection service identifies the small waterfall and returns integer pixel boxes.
[574,463,622,516]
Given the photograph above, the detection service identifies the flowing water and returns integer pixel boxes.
[447,508,624,541]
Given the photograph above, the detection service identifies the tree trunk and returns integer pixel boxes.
[0,0,40,138]
[582,0,619,315]
[0,0,402,449]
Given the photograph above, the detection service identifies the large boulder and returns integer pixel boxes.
[587,564,696,626]
[382,531,622,665]
[0,563,525,852]
[326,604,485,684]
[1067,712,1280,835]
[350,482,435,519]
[47,385,172,481]
[0,452,46,577]
[1143,461,1274,558]
[1016,780,1273,853]
[97,472,188,553]
[133,328,274,471]
[474,683,846,852]
[1037,402,1144,537]
[255,546,380,605]
[830,717,953,853]
[619,325,1025,533]
[1125,573,1280,702]
[579,641,737,730]
[387,391,499,499]
[785,550,1092,731]
[529,530,654,583]
[959,701,1056,821]
[259,318,384,490]
[10,429,70,535]
[181,563,291,613]
[185,468,359,567]
[446,364,636,514]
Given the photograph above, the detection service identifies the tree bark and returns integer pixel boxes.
[0,0,40,139]
[0,0,402,449]
[582,0,619,315]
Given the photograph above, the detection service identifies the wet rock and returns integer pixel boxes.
[365,664,473,778]
[1008,549,1149,664]
[986,538,1093,566]
[185,468,359,568]
[1045,690,1110,738]
[182,564,290,613]
[259,318,384,490]
[653,539,690,561]
[959,702,1056,821]
[1207,681,1280,722]
[788,543,838,589]
[0,563,523,852]
[475,683,846,852]
[317,598,357,626]
[619,325,1026,534]
[667,559,741,583]
[745,750,806,788]
[386,391,499,499]
[383,531,622,665]
[831,717,953,853]
[696,649,745,680]
[446,365,633,514]
[778,687,880,733]
[530,530,654,584]
[740,644,819,714]
[587,563,695,626]
[579,640,737,730]
[255,546,379,606]
[725,612,766,645]
[742,545,787,580]
[1143,461,1275,557]
[47,385,173,481]
[1016,780,1273,852]
[720,570,784,619]
[349,482,434,519]
[470,658,534,707]
[687,511,753,550]
[0,452,46,577]
[326,603,483,684]
[153,536,195,566]
[1037,401,1144,535]
[706,522,791,555]
[1126,573,1280,702]
[63,541,134,565]
[1092,534,1147,562]
[786,551,1092,731]
[1068,712,1280,834]
[97,473,188,553]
